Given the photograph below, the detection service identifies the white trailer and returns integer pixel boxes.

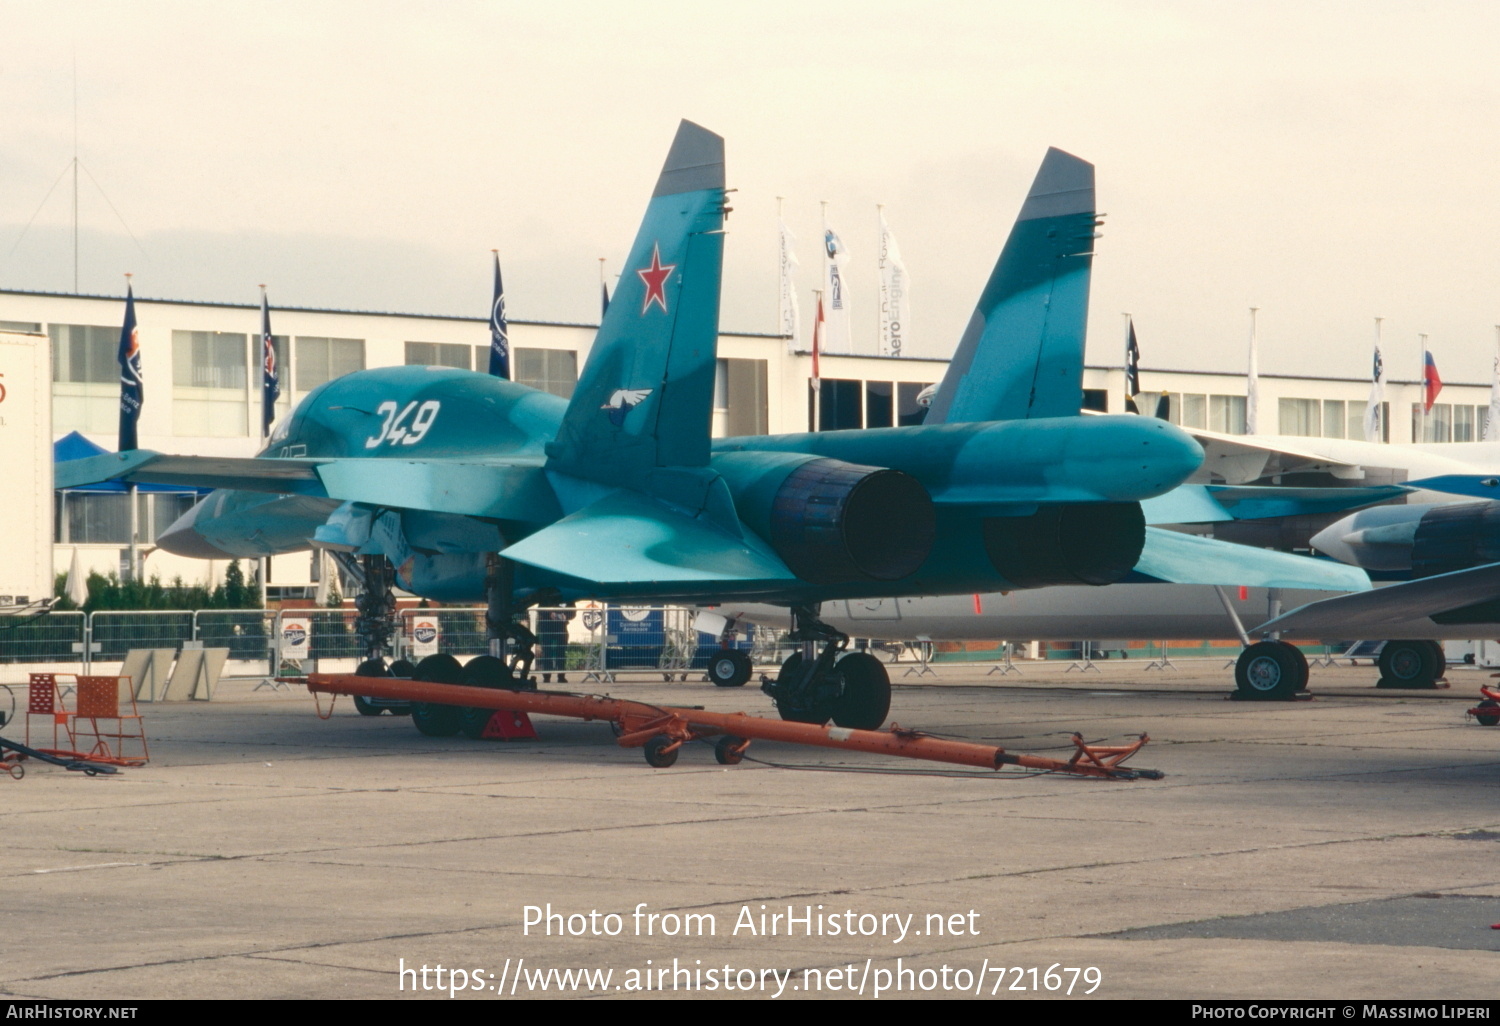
[0,330,53,613]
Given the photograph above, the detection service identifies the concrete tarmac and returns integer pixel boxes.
[1,659,1497,1000]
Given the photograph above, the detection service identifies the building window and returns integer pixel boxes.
[897,382,930,426]
[1413,403,1488,443]
[1166,393,1247,434]
[54,492,198,545]
[1082,389,1108,413]
[295,337,364,392]
[865,381,894,428]
[514,348,578,399]
[173,331,247,389]
[1277,397,1369,439]
[406,341,472,370]
[1,320,41,333]
[49,324,119,383]
[720,358,768,435]
[818,379,863,431]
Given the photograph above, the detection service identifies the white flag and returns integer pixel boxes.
[822,222,854,355]
[778,218,800,354]
[1364,342,1386,442]
[877,209,910,357]
[65,547,89,607]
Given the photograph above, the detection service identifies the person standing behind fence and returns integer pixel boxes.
[537,602,575,684]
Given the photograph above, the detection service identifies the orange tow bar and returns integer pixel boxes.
[301,674,1162,780]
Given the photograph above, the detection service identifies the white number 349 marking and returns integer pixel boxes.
[364,400,440,448]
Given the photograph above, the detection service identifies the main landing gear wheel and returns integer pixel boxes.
[708,649,753,688]
[1235,641,1308,701]
[457,655,512,739]
[772,653,833,725]
[831,651,891,730]
[410,653,464,737]
[1475,700,1500,727]
[353,659,388,716]
[1377,640,1443,689]
[388,659,416,678]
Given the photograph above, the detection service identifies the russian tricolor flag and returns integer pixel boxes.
[1423,350,1443,412]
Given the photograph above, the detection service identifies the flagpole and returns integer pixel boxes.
[259,283,270,609]
[124,272,139,584]
[776,196,784,335]
[876,202,883,356]
[1418,332,1428,443]
[1246,307,1259,435]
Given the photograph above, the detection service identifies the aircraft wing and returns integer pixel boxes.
[500,488,796,587]
[1141,484,1409,524]
[56,451,329,494]
[1131,527,1372,592]
[1250,562,1500,634]
[57,451,561,522]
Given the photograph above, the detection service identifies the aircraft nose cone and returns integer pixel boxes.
[157,500,232,558]
[1310,517,1358,565]
[1133,419,1204,496]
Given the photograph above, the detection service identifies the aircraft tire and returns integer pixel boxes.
[353,659,388,716]
[831,652,891,730]
[410,654,464,737]
[389,659,417,678]
[1475,700,1500,727]
[708,649,753,688]
[644,734,678,768]
[773,653,832,726]
[1234,641,1306,701]
[457,656,514,739]
[1376,640,1441,689]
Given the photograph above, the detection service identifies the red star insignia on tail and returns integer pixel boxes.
[636,243,676,314]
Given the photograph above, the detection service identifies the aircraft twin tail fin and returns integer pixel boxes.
[925,148,1097,425]
[545,120,726,487]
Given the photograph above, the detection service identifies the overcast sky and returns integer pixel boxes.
[4,1,1500,384]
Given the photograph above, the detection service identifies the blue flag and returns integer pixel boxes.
[260,289,281,438]
[117,284,143,451]
[488,253,510,379]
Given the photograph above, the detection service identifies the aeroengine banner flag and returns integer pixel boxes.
[877,209,909,357]
[1364,343,1386,442]
[1486,328,1500,442]
[488,252,510,379]
[260,288,280,438]
[822,222,853,355]
[1423,350,1443,412]
[778,218,800,354]
[1124,318,1141,405]
[117,284,143,451]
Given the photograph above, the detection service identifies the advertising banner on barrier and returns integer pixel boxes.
[280,617,310,661]
[411,618,440,658]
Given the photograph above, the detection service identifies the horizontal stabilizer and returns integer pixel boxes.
[500,488,795,588]
[1406,474,1500,499]
[1142,484,1408,524]
[56,451,325,494]
[1131,528,1372,592]
[1251,562,1500,634]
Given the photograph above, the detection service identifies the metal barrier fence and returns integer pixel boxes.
[0,605,784,679]
[0,611,86,667]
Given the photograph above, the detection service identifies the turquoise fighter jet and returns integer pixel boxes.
[58,122,1205,732]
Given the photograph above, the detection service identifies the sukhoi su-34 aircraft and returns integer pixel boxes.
[61,120,1274,733]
